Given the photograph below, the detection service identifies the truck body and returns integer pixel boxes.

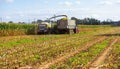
[57,19,76,29]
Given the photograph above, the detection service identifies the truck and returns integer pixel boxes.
[37,15,79,34]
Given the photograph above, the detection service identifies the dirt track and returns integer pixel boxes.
[87,38,118,69]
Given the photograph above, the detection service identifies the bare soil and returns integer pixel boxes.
[87,38,118,69]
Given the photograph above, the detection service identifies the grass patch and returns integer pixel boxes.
[0,39,34,47]
[78,25,111,28]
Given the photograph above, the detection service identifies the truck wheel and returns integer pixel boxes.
[74,29,77,33]
[74,27,79,33]
[68,29,74,34]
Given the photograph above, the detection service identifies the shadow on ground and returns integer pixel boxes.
[97,34,120,37]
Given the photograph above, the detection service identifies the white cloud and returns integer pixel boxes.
[44,1,49,4]
[0,0,14,3]
[19,14,25,17]
[75,1,81,5]
[91,14,100,19]
[2,7,120,22]
[5,16,12,19]
[115,0,120,4]
[60,1,73,6]
[100,1,113,5]
[59,1,81,6]
[100,0,120,5]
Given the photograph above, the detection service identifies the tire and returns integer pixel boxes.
[74,29,77,33]
[47,28,51,34]
[68,29,74,34]
[74,27,79,33]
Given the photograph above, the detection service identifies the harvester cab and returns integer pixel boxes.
[37,22,51,34]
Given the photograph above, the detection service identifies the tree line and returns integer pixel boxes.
[32,17,118,25]
[71,17,114,25]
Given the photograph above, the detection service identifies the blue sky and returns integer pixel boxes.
[0,0,120,22]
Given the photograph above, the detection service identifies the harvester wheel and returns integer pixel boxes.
[47,29,51,34]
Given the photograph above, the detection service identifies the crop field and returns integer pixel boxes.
[0,25,120,69]
[0,23,37,36]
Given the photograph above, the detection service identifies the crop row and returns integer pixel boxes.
[0,34,100,69]
[50,37,112,69]
[102,38,120,69]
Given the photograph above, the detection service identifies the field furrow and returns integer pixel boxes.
[0,35,99,69]
[37,36,106,69]
[50,37,113,69]
[87,37,118,69]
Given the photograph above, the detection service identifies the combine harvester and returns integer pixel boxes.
[37,15,79,34]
